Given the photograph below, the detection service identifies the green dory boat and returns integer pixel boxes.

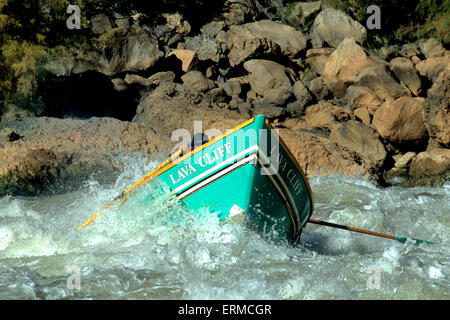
[79,115,314,244]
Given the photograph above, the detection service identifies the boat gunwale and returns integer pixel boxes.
[151,117,256,180]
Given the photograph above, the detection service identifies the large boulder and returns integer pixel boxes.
[415,53,449,83]
[286,102,352,133]
[322,38,408,99]
[74,26,164,76]
[422,65,450,147]
[222,0,258,25]
[282,1,322,30]
[372,96,427,142]
[162,12,191,35]
[0,117,160,196]
[389,57,422,96]
[252,103,286,119]
[419,38,446,58]
[344,85,383,114]
[243,59,292,96]
[91,14,112,35]
[185,34,221,62]
[225,20,307,66]
[278,129,376,180]
[181,71,215,92]
[409,149,450,176]
[133,83,247,145]
[310,8,366,48]
[330,120,386,168]
[290,80,313,113]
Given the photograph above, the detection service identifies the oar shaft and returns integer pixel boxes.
[308,218,397,241]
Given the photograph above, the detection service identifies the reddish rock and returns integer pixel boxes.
[353,107,371,125]
[290,102,352,132]
[322,38,408,100]
[168,49,198,72]
[330,120,386,167]
[279,129,375,180]
[372,96,427,142]
[0,117,160,196]
[344,86,383,114]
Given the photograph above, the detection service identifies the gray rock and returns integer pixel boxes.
[310,8,367,48]
[226,20,307,66]
[253,103,286,120]
[0,117,161,196]
[200,21,226,37]
[111,78,128,92]
[344,85,382,113]
[220,80,242,98]
[229,97,246,109]
[422,65,450,147]
[394,152,416,169]
[330,120,386,167]
[261,87,292,106]
[409,149,450,176]
[399,43,420,58]
[181,71,215,92]
[73,26,164,76]
[124,71,175,88]
[286,100,306,117]
[292,81,313,104]
[282,1,322,30]
[185,35,221,62]
[389,57,422,96]
[0,128,22,143]
[205,87,227,104]
[308,77,328,100]
[243,59,292,96]
[223,0,257,25]
[91,14,112,35]
[419,38,446,58]
[0,104,34,123]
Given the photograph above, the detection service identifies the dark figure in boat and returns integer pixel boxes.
[171,133,210,159]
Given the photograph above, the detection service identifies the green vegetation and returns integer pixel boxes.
[0,0,94,110]
[321,0,450,47]
[0,0,449,116]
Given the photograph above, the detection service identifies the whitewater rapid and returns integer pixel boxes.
[0,152,448,299]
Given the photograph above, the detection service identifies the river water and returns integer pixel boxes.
[0,152,448,299]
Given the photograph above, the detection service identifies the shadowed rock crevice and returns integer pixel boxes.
[37,71,140,121]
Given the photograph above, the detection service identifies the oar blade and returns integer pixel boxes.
[395,236,438,246]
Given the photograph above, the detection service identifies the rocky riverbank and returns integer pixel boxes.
[0,0,449,196]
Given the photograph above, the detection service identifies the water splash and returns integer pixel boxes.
[0,155,448,299]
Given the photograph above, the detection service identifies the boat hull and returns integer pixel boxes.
[149,115,314,243]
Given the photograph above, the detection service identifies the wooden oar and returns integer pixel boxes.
[77,149,182,230]
[308,219,437,245]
